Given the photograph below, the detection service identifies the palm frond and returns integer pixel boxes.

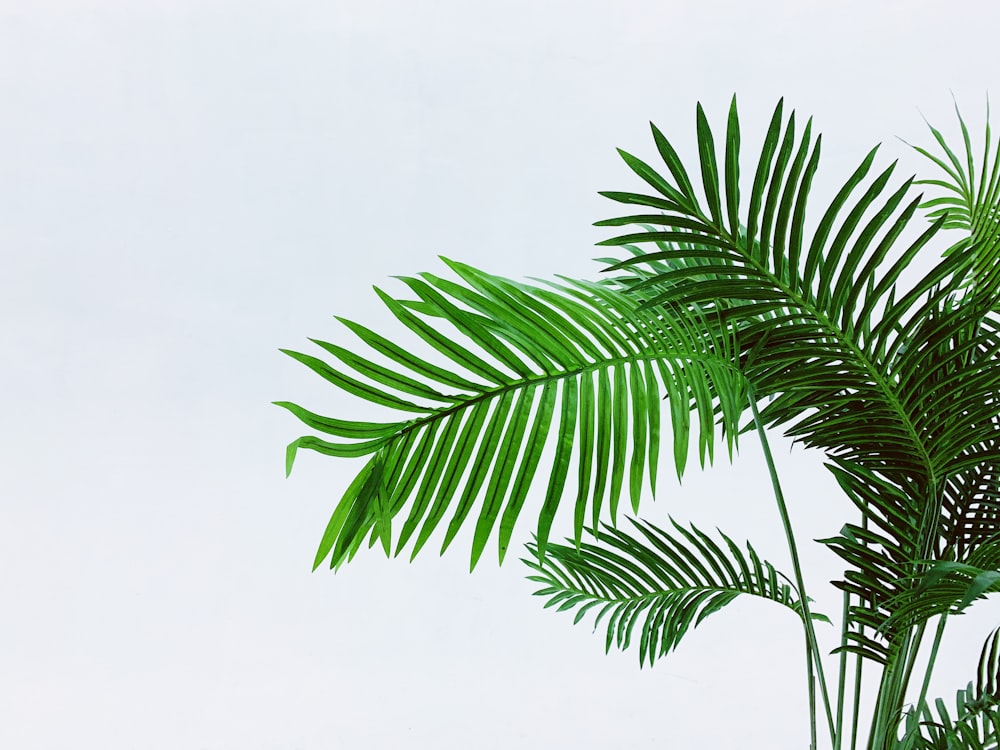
[908,98,1000,301]
[277,259,746,570]
[595,96,995,481]
[896,629,1000,750]
[522,517,829,667]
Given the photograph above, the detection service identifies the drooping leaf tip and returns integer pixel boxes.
[311,541,332,572]
[284,440,299,477]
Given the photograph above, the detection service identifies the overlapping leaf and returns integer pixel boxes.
[940,463,1000,560]
[523,517,827,667]
[876,543,1000,634]
[817,460,923,663]
[277,259,746,570]
[595,96,994,482]
[818,305,1000,659]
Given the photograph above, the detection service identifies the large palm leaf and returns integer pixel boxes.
[596,96,993,480]
[277,259,746,570]
[522,517,828,667]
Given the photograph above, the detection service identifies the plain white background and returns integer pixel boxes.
[2,1,1000,747]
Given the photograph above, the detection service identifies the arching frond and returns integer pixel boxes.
[277,260,746,570]
[522,518,828,667]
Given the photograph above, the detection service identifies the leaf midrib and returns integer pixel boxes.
[382,346,738,445]
[541,577,793,610]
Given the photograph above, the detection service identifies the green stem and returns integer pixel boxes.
[899,621,929,708]
[914,614,948,716]
[850,629,864,750]
[871,640,906,750]
[850,511,871,750]
[889,624,928,748]
[808,639,819,750]
[835,590,850,750]
[867,671,890,750]
[870,624,927,750]
[749,388,836,747]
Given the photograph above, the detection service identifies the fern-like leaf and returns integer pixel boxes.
[522,517,828,667]
[278,260,746,570]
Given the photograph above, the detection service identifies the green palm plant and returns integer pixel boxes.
[276,96,1000,750]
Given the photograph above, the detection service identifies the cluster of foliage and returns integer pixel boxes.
[277,97,1000,749]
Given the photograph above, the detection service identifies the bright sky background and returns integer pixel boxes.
[3,1,1000,748]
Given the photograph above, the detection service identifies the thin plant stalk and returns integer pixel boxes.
[870,642,906,750]
[847,512,870,750]
[869,622,927,750]
[899,621,930,709]
[914,614,949,718]
[835,590,850,750]
[850,631,864,750]
[808,639,819,750]
[749,389,836,747]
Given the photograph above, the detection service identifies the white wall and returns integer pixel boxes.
[2,1,998,747]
